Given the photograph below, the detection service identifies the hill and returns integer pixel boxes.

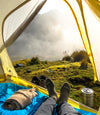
[13,59,100,110]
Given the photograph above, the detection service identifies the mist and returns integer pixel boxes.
[7,10,84,61]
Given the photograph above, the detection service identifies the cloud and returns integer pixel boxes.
[7,10,84,61]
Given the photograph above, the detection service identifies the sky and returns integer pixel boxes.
[39,0,69,14]
[6,0,100,61]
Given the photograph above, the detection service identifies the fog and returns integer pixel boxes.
[7,10,84,61]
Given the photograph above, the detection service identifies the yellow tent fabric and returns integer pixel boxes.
[0,0,99,114]
[0,0,30,77]
[63,0,100,82]
[84,0,100,22]
[97,107,100,115]
[1,0,47,52]
[83,0,100,82]
[0,0,29,80]
[0,0,29,52]
[0,48,18,78]
[0,61,5,82]
[0,0,47,80]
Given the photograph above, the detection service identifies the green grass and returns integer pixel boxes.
[13,59,100,110]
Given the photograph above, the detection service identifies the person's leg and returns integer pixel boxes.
[57,83,81,115]
[34,97,56,115]
[57,102,81,115]
[34,79,58,115]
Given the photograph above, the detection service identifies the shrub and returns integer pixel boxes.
[62,55,71,61]
[42,61,48,64]
[79,59,88,69]
[71,50,89,62]
[30,57,40,65]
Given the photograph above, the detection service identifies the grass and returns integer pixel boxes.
[13,59,100,110]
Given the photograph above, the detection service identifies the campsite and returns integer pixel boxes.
[13,50,100,110]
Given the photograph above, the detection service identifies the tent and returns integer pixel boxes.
[0,0,100,114]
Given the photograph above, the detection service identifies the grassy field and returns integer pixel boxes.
[13,59,100,110]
